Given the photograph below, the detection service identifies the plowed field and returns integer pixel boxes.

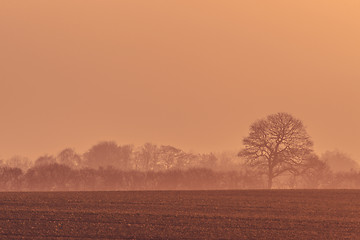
[0,190,359,239]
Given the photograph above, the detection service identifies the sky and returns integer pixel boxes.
[0,1,359,162]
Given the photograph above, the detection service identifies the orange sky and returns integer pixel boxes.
[1,1,359,162]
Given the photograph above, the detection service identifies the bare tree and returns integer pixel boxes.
[158,145,193,170]
[135,143,159,171]
[238,112,314,189]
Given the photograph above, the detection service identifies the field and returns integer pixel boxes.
[0,190,359,239]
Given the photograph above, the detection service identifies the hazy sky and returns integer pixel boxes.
[1,1,359,161]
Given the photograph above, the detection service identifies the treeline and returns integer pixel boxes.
[0,142,360,191]
[0,165,264,191]
[1,142,240,172]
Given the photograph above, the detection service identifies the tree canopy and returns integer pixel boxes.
[238,112,315,188]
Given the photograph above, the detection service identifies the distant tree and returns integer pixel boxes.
[57,148,82,169]
[157,145,191,170]
[34,155,56,166]
[198,153,218,169]
[214,151,242,171]
[0,166,23,190]
[174,152,198,169]
[289,155,331,188]
[117,144,134,169]
[84,141,132,169]
[320,150,359,173]
[135,144,196,171]
[5,155,32,171]
[25,163,73,191]
[238,112,315,189]
[333,171,360,189]
[135,143,159,171]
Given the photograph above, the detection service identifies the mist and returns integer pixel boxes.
[1,141,359,191]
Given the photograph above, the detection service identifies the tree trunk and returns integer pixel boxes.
[267,176,273,189]
[267,167,273,189]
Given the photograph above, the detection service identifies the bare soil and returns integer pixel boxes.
[0,190,359,239]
